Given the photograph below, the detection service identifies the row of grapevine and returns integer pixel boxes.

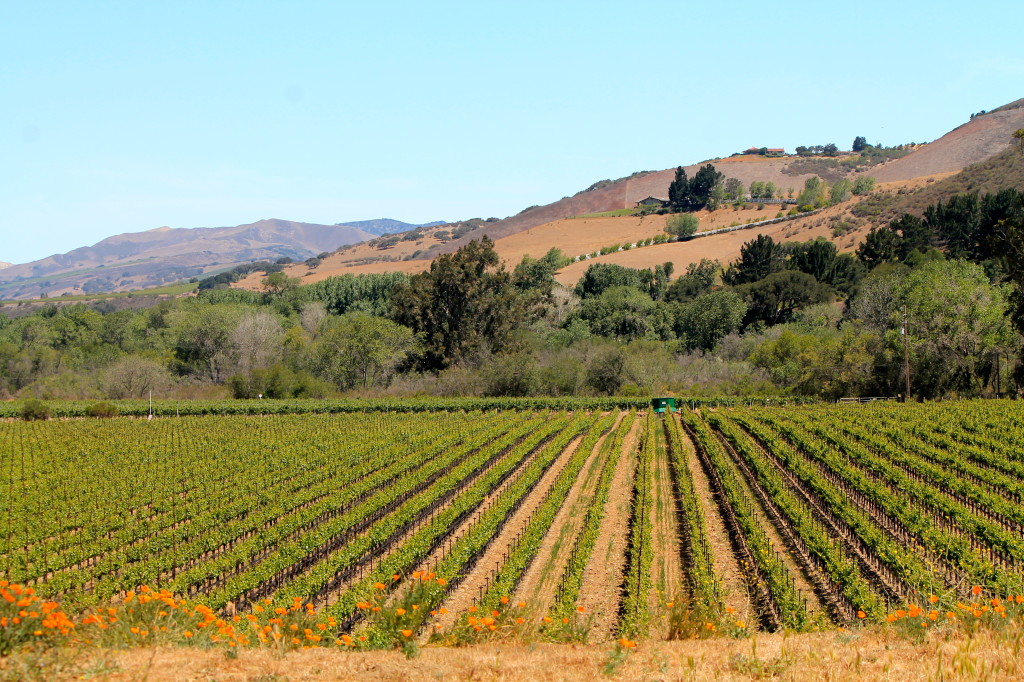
[727,412,943,599]
[618,413,653,638]
[708,413,883,622]
[8,400,1024,643]
[683,412,817,631]
[549,411,636,619]
[474,413,615,610]
[662,413,719,611]
[340,413,599,636]
[752,409,1024,595]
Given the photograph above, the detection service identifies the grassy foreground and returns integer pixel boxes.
[4,628,1023,681]
[2,580,1024,680]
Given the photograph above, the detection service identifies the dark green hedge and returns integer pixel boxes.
[0,395,814,418]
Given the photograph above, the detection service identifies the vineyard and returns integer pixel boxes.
[4,400,1024,648]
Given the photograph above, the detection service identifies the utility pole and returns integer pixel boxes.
[995,351,1001,397]
[902,307,911,402]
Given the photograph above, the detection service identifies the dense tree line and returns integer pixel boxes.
[4,184,1024,402]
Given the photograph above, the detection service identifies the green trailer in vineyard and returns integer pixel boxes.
[651,397,676,413]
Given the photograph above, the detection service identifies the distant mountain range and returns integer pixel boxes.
[0,262,11,271]
[0,219,374,300]
[335,218,447,236]
[5,97,1023,301]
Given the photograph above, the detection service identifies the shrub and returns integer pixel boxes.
[665,214,699,238]
[85,402,119,418]
[852,176,877,195]
[20,399,50,421]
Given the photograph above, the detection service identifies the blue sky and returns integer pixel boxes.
[3,0,1022,264]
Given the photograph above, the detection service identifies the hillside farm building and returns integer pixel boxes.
[742,147,786,157]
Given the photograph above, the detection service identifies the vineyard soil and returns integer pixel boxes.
[4,401,1024,674]
[575,414,641,638]
[428,431,588,632]
[513,412,623,614]
[683,428,757,624]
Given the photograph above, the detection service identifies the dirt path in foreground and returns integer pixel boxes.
[681,422,756,626]
[428,432,587,634]
[513,412,625,617]
[576,414,642,641]
[64,629,1021,682]
[648,420,685,636]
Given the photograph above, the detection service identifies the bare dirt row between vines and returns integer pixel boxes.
[676,417,756,627]
[317,429,540,610]
[511,412,625,616]
[575,413,641,640]
[427,431,588,633]
[647,418,685,637]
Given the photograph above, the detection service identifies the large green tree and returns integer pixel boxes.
[569,286,674,341]
[890,214,932,260]
[512,248,568,298]
[896,259,1015,397]
[990,191,1024,333]
[689,164,725,209]
[169,304,244,382]
[733,270,833,327]
[751,327,883,400]
[666,258,719,302]
[856,227,901,269]
[669,164,723,211]
[673,289,747,352]
[723,234,784,285]
[925,193,980,260]
[665,213,699,238]
[391,237,530,371]
[314,313,417,389]
[667,167,692,210]
[574,263,643,299]
[304,272,409,316]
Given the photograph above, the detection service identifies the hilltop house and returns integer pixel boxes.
[742,147,787,157]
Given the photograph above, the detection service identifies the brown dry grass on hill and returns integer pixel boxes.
[235,198,872,289]
[429,104,1024,263]
[881,147,1024,220]
[236,205,797,289]
[870,106,1024,182]
[843,148,1024,230]
[492,214,670,265]
[554,203,870,285]
[234,256,430,290]
[23,627,1024,681]
[429,159,824,260]
[233,105,1024,292]
[490,205,787,266]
